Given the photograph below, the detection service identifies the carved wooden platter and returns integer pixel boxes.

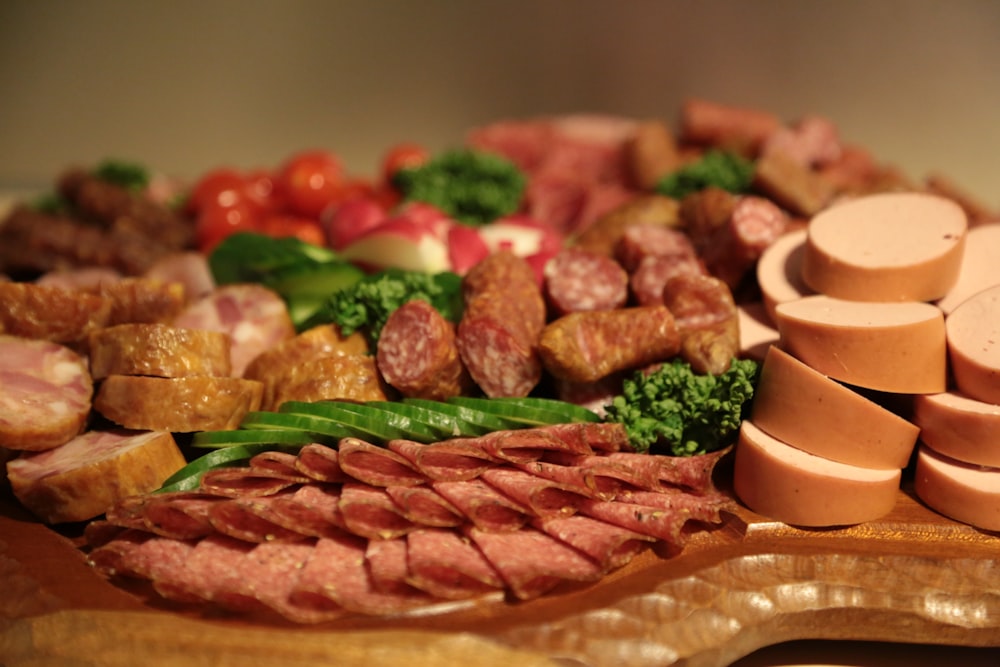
[3,464,999,667]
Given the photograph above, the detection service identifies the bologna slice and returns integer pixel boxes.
[913,445,1000,532]
[945,283,1000,405]
[0,335,93,451]
[936,222,1000,314]
[913,391,1000,468]
[800,192,967,302]
[733,420,900,527]
[755,227,811,323]
[7,429,186,523]
[750,346,919,469]
[775,294,947,393]
[88,322,232,380]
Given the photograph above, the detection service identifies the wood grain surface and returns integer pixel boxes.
[2,473,998,667]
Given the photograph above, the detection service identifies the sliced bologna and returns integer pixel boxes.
[774,295,947,394]
[87,323,232,380]
[936,222,1000,314]
[913,445,1000,532]
[750,346,919,470]
[755,227,811,324]
[800,192,967,302]
[733,420,901,527]
[0,335,92,451]
[6,429,186,523]
[93,374,264,432]
[944,284,1000,405]
[913,391,1000,468]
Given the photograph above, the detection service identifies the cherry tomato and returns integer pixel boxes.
[196,199,259,253]
[243,168,284,216]
[259,214,327,247]
[276,150,344,219]
[381,142,429,186]
[185,167,247,215]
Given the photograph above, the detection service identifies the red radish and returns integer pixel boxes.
[323,196,388,250]
[339,206,454,273]
[447,225,490,275]
[478,214,565,258]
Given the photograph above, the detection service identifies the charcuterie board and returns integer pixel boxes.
[3,465,999,667]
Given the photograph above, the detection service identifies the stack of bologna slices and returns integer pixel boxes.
[739,190,1000,530]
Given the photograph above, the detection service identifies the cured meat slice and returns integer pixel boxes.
[387,438,499,482]
[538,306,681,383]
[533,514,654,572]
[576,498,693,545]
[365,537,433,602]
[376,299,471,400]
[87,528,152,576]
[537,421,629,453]
[545,451,661,494]
[7,429,185,524]
[105,491,222,540]
[207,492,312,543]
[87,323,231,380]
[173,283,295,377]
[515,460,601,499]
[466,526,603,600]
[339,483,417,539]
[476,428,594,464]
[432,478,531,532]
[628,253,707,307]
[294,443,349,483]
[614,487,734,524]
[117,535,201,603]
[197,466,305,498]
[543,247,628,315]
[0,335,92,451]
[615,224,698,274]
[337,437,427,487]
[480,467,588,517]
[405,528,505,599]
[174,534,269,613]
[292,533,433,615]
[269,354,391,410]
[266,484,346,538]
[247,450,302,477]
[0,282,110,343]
[384,485,465,528]
[93,375,264,432]
[572,194,681,257]
[655,447,731,493]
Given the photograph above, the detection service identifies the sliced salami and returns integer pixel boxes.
[480,467,588,517]
[365,537,433,602]
[176,534,270,614]
[384,485,465,528]
[86,528,153,577]
[615,224,698,273]
[533,514,655,572]
[576,499,691,546]
[207,492,311,543]
[337,437,427,487]
[543,247,628,315]
[197,466,305,498]
[117,535,201,603]
[405,528,505,599]
[432,478,532,532]
[387,438,500,482]
[628,253,707,307]
[294,443,349,483]
[338,483,417,539]
[266,484,346,538]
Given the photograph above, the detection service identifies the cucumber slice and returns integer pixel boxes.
[332,401,442,442]
[402,398,521,433]
[446,396,581,426]
[489,396,601,423]
[365,400,483,439]
[278,401,408,444]
[239,410,358,443]
[191,428,317,449]
[156,442,303,494]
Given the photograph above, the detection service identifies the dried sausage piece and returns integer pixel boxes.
[93,375,263,432]
[700,196,789,289]
[543,247,628,315]
[537,306,681,383]
[571,194,681,257]
[752,149,835,217]
[0,335,93,451]
[679,97,782,156]
[615,223,699,273]
[628,253,707,306]
[88,323,232,380]
[0,282,110,343]
[626,119,682,191]
[662,273,740,375]
[376,299,471,400]
[97,277,187,326]
[269,354,391,410]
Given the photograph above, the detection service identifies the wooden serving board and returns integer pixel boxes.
[2,468,999,667]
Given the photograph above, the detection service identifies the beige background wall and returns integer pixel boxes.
[0,0,997,203]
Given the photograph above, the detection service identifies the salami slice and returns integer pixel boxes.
[376,299,471,400]
[466,526,603,600]
[480,467,588,517]
[384,485,465,528]
[615,224,698,273]
[405,528,505,600]
[197,466,304,498]
[475,427,594,464]
[109,491,222,540]
[117,535,201,603]
[628,253,707,307]
[207,492,311,543]
[265,484,346,538]
[87,528,153,577]
[337,437,427,487]
[656,447,731,493]
[338,483,417,539]
[294,443,349,483]
[176,534,269,613]
[615,487,735,524]
[387,438,499,482]
[0,335,93,451]
[247,450,302,477]
[431,478,531,532]
[543,247,628,316]
[533,514,655,572]
[365,537,433,602]
[537,422,629,453]
[576,499,691,546]
[514,460,601,499]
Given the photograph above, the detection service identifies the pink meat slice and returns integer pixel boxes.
[338,483,417,539]
[337,437,427,487]
[294,444,349,483]
[139,492,224,540]
[466,526,603,600]
[576,499,692,546]
[116,535,201,603]
[365,537,435,604]
[207,491,313,543]
[177,534,268,613]
[544,452,661,494]
[197,467,304,497]
[265,484,346,538]
[533,514,655,572]
[537,422,629,453]
[615,487,736,524]
[514,460,601,499]
[405,528,505,600]
[475,428,592,464]
[248,450,302,477]
[431,478,531,532]
[387,438,499,482]
[86,528,153,576]
[384,485,465,528]
[655,447,731,493]
[479,467,589,517]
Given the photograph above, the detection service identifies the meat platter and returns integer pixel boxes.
[3,475,999,667]
[2,100,1000,665]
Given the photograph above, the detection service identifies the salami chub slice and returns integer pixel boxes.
[543,247,628,316]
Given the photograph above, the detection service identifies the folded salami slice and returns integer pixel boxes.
[176,534,270,614]
[337,437,427,487]
[117,535,201,603]
[405,528,505,600]
[387,438,499,482]
[365,537,435,604]
[198,467,305,498]
[476,428,593,464]
[533,514,655,572]
[655,446,731,493]
[614,487,735,524]
[248,450,302,477]
[265,484,346,538]
[294,443,349,483]
[107,491,223,540]
[466,526,604,600]
[543,452,660,495]
[384,485,465,528]
[538,422,630,454]
[432,478,532,532]
[292,533,435,615]
[479,467,588,517]
[515,459,601,499]
[207,491,312,543]
[576,499,691,546]
[87,528,153,577]
[339,483,417,540]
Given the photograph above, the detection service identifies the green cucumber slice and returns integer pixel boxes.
[489,396,600,423]
[156,442,304,494]
[332,401,442,442]
[191,428,317,448]
[402,398,521,433]
[446,396,581,426]
[277,401,408,444]
[239,410,358,443]
[365,400,483,439]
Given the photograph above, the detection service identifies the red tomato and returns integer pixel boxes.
[324,196,387,250]
[260,214,327,247]
[243,168,283,216]
[196,199,259,253]
[186,167,246,215]
[276,150,344,219]
[381,142,429,185]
